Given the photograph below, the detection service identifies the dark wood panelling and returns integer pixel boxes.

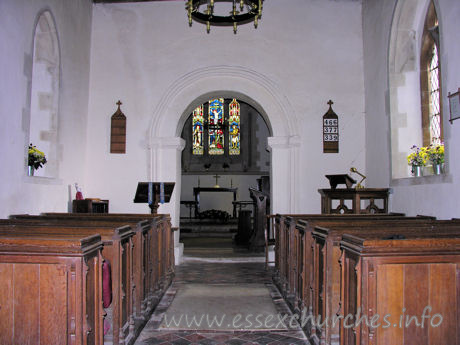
[402,264,429,342]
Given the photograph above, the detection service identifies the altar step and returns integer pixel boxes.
[181,232,235,238]
[180,219,238,239]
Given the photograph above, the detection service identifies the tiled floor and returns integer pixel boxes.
[134,236,310,345]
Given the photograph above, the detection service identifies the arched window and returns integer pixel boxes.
[228,99,241,155]
[208,98,225,155]
[182,98,269,174]
[420,2,442,146]
[388,0,444,178]
[192,98,240,156]
[28,11,60,177]
[192,105,204,155]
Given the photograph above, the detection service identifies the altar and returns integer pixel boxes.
[193,187,238,218]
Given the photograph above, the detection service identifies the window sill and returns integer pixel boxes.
[390,172,452,187]
[23,175,63,185]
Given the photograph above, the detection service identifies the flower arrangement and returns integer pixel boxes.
[426,143,444,165]
[407,145,428,167]
[28,143,47,170]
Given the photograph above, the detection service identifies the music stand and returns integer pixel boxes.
[133,182,175,214]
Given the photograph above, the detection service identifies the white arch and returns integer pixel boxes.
[148,65,299,141]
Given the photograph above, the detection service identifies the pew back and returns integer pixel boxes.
[8,216,156,320]
[9,213,175,323]
[311,221,460,345]
[0,222,134,345]
[0,234,103,345]
[340,233,460,345]
[274,215,433,309]
[34,213,175,279]
[273,214,460,345]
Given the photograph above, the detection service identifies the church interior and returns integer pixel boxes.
[1,0,460,344]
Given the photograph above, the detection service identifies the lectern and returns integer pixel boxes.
[325,174,356,189]
[133,182,175,214]
[318,188,390,214]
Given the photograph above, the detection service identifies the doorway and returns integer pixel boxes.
[179,96,271,260]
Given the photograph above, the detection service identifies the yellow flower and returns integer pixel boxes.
[28,143,47,169]
[427,144,444,164]
[407,145,427,166]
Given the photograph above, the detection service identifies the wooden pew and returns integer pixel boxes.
[0,233,104,345]
[0,222,135,345]
[15,216,155,321]
[274,214,421,309]
[340,233,460,345]
[310,220,460,345]
[41,213,175,283]
[275,214,433,293]
[274,214,406,279]
[10,214,174,323]
[273,215,443,342]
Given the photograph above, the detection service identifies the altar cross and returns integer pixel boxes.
[213,174,221,188]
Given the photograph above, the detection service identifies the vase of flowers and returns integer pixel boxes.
[28,143,47,176]
[407,145,427,177]
[427,143,444,175]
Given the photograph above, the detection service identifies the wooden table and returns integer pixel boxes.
[72,199,109,213]
[318,188,390,214]
[193,187,238,218]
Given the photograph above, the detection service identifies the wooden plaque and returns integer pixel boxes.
[323,100,339,153]
[110,100,126,154]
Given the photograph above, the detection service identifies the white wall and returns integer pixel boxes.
[363,0,460,218]
[85,0,365,224]
[1,0,458,225]
[0,0,93,217]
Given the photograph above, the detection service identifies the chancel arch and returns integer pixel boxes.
[148,66,300,259]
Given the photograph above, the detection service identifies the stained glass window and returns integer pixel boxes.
[191,98,242,156]
[208,98,225,155]
[192,105,204,155]
[228,99,240,155]
[428,44,441,145]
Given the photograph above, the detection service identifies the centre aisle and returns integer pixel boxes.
[134,237,310,345]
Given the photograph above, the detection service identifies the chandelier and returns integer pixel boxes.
[186,0,263,34]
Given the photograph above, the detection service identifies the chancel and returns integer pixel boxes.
[1,0,460,344]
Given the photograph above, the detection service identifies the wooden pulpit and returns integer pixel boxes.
[133,182,175,214]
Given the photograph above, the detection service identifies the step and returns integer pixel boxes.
[180,232,235,238]
[180,226,237,232]
[180,219,238,225]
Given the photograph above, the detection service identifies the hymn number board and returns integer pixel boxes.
[323,100,339,153]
